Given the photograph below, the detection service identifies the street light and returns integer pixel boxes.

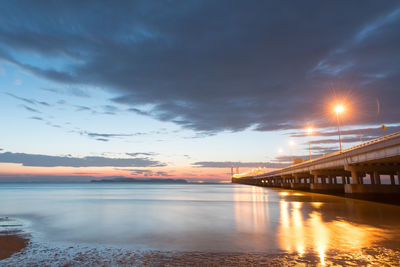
[334,104,345,152]
[307,127,313,160]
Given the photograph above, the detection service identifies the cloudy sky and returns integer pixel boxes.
[1,1,399,182]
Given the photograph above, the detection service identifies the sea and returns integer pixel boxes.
[1,183,400,266]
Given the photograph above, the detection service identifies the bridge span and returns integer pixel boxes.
[232,131,400,194]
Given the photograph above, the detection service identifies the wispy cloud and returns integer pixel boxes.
[6,92,51,107]
[290,125,400,138]
[74,105,91,112]
[22,105,41,113]
[6,92,36,105]
[79,131,144,142]
[0,152,167,167]
[28,116,44,121]
[126,152,158,157]
[192,161,280,168]
[115,168,172,177]
[43,87,91,98]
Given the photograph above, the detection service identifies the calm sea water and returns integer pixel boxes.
[1,183,400,264]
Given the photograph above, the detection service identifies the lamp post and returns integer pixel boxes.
[307,127,313,160]
[335,104,344,153]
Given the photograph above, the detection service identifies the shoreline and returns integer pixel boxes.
[0,217,29,260]
[1,236,399,266]
[1,215,399,266]
[0,232,29,260]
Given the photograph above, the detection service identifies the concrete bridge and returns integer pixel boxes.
[232,131,400,194]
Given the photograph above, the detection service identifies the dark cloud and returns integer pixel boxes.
[0,152,166,167]
[155,171,171,177]
[85,132,133,138]
[0,1,399,132]
[192,161,281,168]
[114,168,170,177]
[127,108,150,116]
[80,131,142,142]
[309,136,377,145]
[290,125,400,138]
[102,105,119,115]
[0,175,97,182]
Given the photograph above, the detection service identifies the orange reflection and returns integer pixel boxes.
[233,188,391,265]
[233,186,269,232]
[277,202,389,265]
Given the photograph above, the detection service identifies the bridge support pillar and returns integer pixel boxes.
[313,174,318,184]
[390,174,395,185]
[352,171,359,184]
[398,171,400,185]
[374,171,381,185]
[345,166,359,184]
[293,174,300,184]
[369,172,375,184]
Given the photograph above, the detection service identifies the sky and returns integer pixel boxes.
[0,0,400,182]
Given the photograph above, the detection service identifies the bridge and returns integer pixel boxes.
[232,131,400,194]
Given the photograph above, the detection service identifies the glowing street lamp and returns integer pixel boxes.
[334,104,345,152]
[307,127,313,160]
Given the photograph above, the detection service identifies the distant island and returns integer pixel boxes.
[91,177,188,183]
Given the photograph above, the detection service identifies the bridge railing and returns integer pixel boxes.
[238,131,400,179]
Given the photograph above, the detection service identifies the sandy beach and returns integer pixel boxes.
[1,216,400,266]
[0,217,29,260]
[1,236,400,266]
[0,234,28,260]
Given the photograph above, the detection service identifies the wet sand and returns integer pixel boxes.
[1,215,399,266]
[2,242,400,266]
[0,234,29,260]
[0,218,29,260]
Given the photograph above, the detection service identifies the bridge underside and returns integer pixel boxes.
[232,134,400,196]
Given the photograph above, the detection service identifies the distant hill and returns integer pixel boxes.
[91,177,188,183]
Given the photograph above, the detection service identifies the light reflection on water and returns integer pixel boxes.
[232,185,399,265]
[1,183,400,261]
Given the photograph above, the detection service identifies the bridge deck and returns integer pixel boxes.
[232,132,400,194]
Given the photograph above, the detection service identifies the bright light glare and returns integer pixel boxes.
[335,104,345,114]
[307,127,313,134]
[289,140,295,146]
[278,148,283,153]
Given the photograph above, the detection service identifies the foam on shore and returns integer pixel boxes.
[1,216,400,266]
